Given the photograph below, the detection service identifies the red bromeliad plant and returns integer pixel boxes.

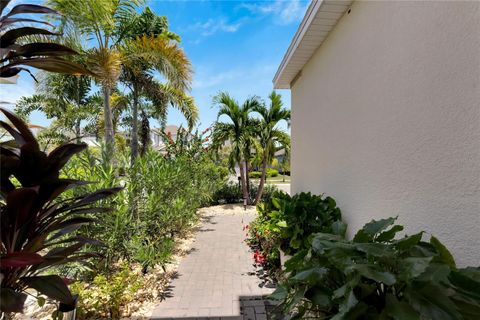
[0,108,121,315]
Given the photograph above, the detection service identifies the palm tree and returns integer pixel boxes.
[252,91,291,204]
[48,0,143,154]
[15,72,100,143]
[212,92,261,204]
[119,8,197,161]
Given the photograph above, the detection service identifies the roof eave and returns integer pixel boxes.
[273,0,353,89]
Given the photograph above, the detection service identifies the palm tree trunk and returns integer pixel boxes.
[102,86,115,154]
[75,119,81,144]
[254,155,268,205]
[75,77,82,144]
[245,160,251,204]
[238,160,249,204]
[130,83,139,162]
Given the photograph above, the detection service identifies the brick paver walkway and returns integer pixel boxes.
[150,207,276,320]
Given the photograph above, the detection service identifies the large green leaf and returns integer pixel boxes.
[360,217,396,237]
[291,267,328,282]
[449,268,480,300]
[376,225,404,242]
[395,232,423,251]
[407,284,462,320]
[269,285,288,300]
[430,236,456,269]
[350,264,396,285]
[385,294,420,319]
[400,257,433,280]
[331,220,347,237]
[305,287,331,307]
[355,242,394,257]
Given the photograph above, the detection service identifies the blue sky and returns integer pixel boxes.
[0,0,309,130]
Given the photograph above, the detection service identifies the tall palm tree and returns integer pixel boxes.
[252,91,291,204]
[48,0,143,154]
[212,92,261,204]
[119,8,197,161]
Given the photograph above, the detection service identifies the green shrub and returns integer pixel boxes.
[70,263,143,319]
[211,182,242,204]
[211,182,279,205]
[272,217,480,319]
[267,168,279,177]
[247,191,345,277]
[249,169,279,179]
[62,132,227,274]
[249,171,262,179]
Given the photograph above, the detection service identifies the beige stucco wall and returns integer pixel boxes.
[291,0,480,266]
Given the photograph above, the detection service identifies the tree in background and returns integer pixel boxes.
[47,0,143,154]
[252,91,290,204]
[119,7,197,161]
[15,72,102,144]
[212,92,261,204]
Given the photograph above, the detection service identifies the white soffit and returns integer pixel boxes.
[273,0,353,89]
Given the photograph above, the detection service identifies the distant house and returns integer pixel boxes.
[274,0,479,266]
[151,125,179,150]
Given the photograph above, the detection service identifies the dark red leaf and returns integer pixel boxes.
[47,143,87,172]
[3,42,77,60]
[0,252,44,268]
[21,275,74,305]
[2,57,93,76]
[0,27,59,48]
[0,17,53,30]
[0,108,38,148]
[6,187,38,228]
[4,4,58,17]
[0,288,27,313]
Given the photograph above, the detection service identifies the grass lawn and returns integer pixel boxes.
[252,174,291,183]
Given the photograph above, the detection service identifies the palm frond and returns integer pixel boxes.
[87,47,121,87]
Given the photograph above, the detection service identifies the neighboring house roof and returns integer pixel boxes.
[152,125,179,136]
[273,0,353,89]
[275,148,286,157]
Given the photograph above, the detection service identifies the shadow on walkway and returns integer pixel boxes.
[151,295,284,320]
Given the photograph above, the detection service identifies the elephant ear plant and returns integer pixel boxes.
[0,108,121,315]
[273,217,480,319]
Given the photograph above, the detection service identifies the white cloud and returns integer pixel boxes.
[193,64,277,90]
[240,0,308,25]
[191,18,241,37]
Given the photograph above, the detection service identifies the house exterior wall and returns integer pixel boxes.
[291,0,480,266]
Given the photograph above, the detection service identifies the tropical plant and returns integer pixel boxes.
[47,0,144,152]
[116,6,197,161]
[212,92,262,204]
[70,262,143,319]
[62,129,226,272]
[15,72,101,144]
[0,108,120,315]
[0,0,89,80]
[251,91,290,204]
[247,191,345,276]
[273,217,480,319]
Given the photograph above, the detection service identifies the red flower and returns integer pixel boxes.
[253,250,266,264]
